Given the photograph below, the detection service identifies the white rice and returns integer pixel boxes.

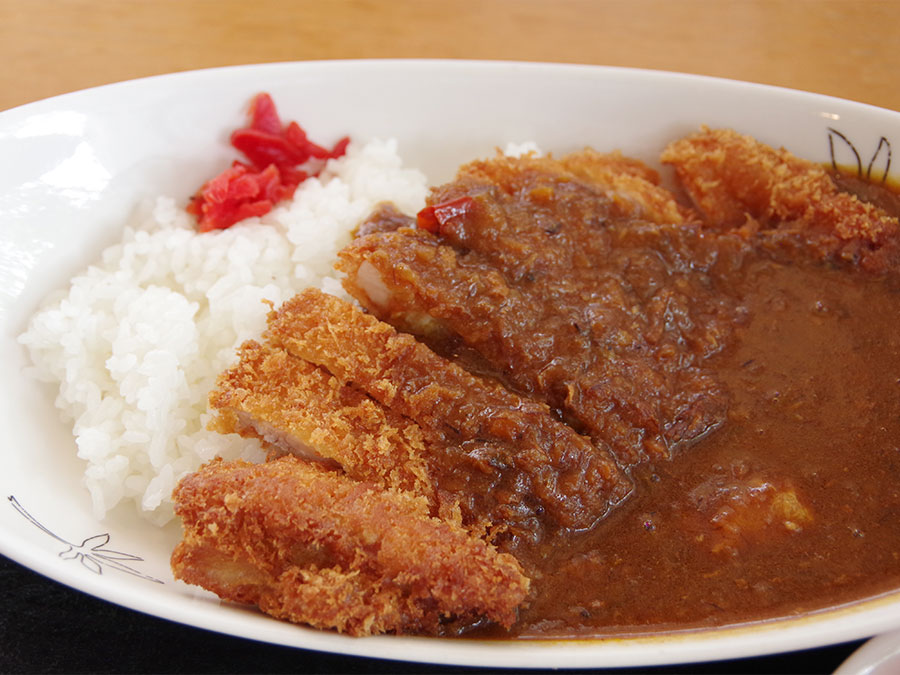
[18,138,428,526]
[502,140,543,158]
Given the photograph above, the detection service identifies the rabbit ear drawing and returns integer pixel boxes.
[827,127,893,184]
[866,137,892,183]
[827,127,862,176]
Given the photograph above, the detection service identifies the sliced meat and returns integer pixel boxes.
[264,288,632,536]
[338,153,747,468]
[661,126,900,273]
[171,456,530,635]
[209,339,435,499]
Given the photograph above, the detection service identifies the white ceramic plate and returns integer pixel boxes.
[2,60,899,669]
[836,629,900,675]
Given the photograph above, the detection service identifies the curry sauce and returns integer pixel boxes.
[505,259,900,636]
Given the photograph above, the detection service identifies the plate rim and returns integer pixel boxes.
[4,57,899,118]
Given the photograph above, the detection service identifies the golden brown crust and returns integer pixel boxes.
[467,149,696,225]
[171,456,530,635]
[661,126,900,245]
[209,340,435,498]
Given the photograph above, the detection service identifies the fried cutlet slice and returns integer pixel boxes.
[409,151,693,278]
[339,229,732,469]
[337,153,741,468]
[484,149,697,226]
[171,456,529,635]
[208,339,435,499]
[661,127,900,270]
[264,288,632,534]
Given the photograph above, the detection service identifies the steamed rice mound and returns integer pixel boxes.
[19,139,427,525]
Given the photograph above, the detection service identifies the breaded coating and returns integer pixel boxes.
[209,340,435,497]
[265,288,632,534]
[355,202,415,237]
[661,127,900,269]
[508,149,696,225]
[171,456,530,635]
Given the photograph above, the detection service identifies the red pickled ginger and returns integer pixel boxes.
[188,93,349,232]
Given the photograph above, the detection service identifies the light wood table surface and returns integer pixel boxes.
[2,0,899,113]
[1,1,897,673]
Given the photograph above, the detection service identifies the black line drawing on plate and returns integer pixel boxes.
[827,127,892,183]
[8,495,163,584]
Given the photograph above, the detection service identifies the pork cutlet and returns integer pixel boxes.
[172,456,529,636]
[172,128,900,636]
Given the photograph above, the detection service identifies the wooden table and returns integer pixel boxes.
[2,0,899,114]
[1,1,896,672]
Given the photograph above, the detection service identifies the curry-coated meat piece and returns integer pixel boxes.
[338,151,749,468]
[264,288,632,538]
